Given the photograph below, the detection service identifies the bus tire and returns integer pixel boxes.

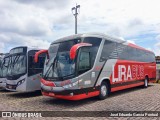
[144,77,148,88]
[98,81,109,100]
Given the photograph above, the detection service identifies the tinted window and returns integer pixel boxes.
[100,40,117,61]
[149,52,156,62]
[78,51,91,75]
[118,45,155,62]
[10,47,27,55]
[144,52,155,62]
[117,43,127,60]
[0,57,9,78]
[83,37,102,67]
[28,50,45,76]
[128,47,137,61]
[58,39,80,52]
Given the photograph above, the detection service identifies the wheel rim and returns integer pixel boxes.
[101,85,107,97]
[145,79,148,87]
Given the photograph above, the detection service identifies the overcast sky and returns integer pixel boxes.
[0,0,160,55]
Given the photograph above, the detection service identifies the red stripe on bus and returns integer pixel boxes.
[111,79,144,84]
[128,43,153,53]
[34,49,48,63]
[41,78,56,87]
[111,82,144,92]
[42,91,100,100]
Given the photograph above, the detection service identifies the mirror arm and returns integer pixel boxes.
[70,43,92,60]
[34,50,48,63]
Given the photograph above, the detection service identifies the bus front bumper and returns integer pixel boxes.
[41,84,100,100]
[6,84,17,91]
[0,82,6,89]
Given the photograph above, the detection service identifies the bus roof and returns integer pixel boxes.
[51,33,154,53]
[4,53,9,58]
[51,33,125,44]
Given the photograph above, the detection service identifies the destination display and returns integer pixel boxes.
[9,47,27,54]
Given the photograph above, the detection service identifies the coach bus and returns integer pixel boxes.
[0,53,9,89]
[6,46,45,92]
[35,33,156,100]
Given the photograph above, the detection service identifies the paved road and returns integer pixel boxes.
[0,83,160,120]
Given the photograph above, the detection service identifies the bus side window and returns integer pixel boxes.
[100,40,117,61]
[78,50,91,75]
[149,52,156,62]
[83,37,102,67]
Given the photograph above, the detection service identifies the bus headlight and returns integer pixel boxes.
[17,79,25,86]
[63,84,72,89]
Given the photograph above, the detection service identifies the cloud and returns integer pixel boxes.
[0,34,11,42]
[1,33,50,53]
[0,43,5,53]
[149,34,160,55]
[156,35,160,41]
[153,46,160,56]
[0,1,52,36]
[0,0,160,56]
[0,0,73,53]
[14,0,70,10]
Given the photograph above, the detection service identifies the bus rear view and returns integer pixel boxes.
[6,46,45,92]
[35,33,156,100]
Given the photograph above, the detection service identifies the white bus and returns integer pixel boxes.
[0,53,9,89]
[6,46,45,92]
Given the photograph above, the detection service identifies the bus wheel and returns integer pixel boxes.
[98,81,109,100]
[144,77,148,88]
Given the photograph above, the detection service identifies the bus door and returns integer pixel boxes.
[27,50,45,91]
[77,47,92,89]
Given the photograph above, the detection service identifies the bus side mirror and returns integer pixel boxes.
[34,50,48,63]
[70,43,92,60]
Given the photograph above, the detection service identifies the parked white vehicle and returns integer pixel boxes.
[0,53,9,89]
[6,46,45,92]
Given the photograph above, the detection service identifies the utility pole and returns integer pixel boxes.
[72,4,80,34]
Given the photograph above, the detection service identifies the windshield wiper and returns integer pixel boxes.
[43,62,53,79]
[43,57,56,79]
[12,55,20,66]
[8,55,20,75]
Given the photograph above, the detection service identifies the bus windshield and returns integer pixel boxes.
[7,54,26,76]
[0,59,2,77]
[0,57,9,78]
[43,39,80,80]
